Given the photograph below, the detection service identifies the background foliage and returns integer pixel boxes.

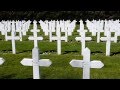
[0,11,120,21]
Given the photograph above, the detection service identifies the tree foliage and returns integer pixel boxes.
[0,11,120,21]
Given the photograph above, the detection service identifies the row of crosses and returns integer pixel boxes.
[0,20,119,56]
[28,20,113,56]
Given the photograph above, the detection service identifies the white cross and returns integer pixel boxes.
[21,22,27,35]
[15,21,23,41]
[51,23,66,55]
[60,20,68,42]
[96,30,101,43]
[96,20,104,43]
[28,21,43,47]
[0,21,11,41]
[112,22,120,43]
[70,47,104,79]
[75,30,92,55]
[79,20,84,31]
[49,21,56,42]
[88,20,97,36]
[100,30,115,56]
[20,47,52,79]
[6,21,20,54]
[0,22,5,35]
[5,21,11,41]
[3,22,9,41]
[114,31,120,43]
[39,20,49,36]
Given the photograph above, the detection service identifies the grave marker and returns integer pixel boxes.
[70,47,104,79]
[51,21,67,55]
[28,20,43,47]
[21,47,52,79]
[100,30,115,56]
[6,21,20,54]
[75,30,92,55]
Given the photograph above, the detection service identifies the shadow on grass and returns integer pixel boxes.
[0,74,16,79]
[111,52,120,56]
[91,51,103,55]
[43,50,56,54]
[26,78,33,79]
[63,50,78,54]
[17,50,32,54]
[0,50,12,53]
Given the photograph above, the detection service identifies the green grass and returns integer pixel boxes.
[0,24,120,79]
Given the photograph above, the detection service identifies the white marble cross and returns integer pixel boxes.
[3,22,9,41]
[79,20,84,31]
[0,22,5,35]
[96,20,104,43]
[20,47,52,79]
[39,20,49,36]
[75,30,92,55]
[51,23,67,55]
[100,30,115,56]
[28,20,43,47]
[0,21,11,41]
[66,20,76,36]
[114,30,120,43]
[6,21,20,54]
[77,20,88,35]
[112,21,120,43]
[21,20,30,36]
[60,20,68,42]
[88,20,97,36]
[48,21,53,42]
[6,21,11,41]
[70,47,104,79]
[15,21,23,41]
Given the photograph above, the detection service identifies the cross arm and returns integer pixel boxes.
[21,58,52,67]
[6,36,20,40]
[90,60,104,68]
[69,59,83,68]
[28,36,43,40]
[75,37,82,41]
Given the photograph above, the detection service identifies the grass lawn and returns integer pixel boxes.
[0,24,120,79]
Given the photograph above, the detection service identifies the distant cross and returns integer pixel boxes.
[70,47,104,79]
[3,22,9,41]
[96,20,104,43]
[21,23,27,35]
[28,20,43,47]
[5,21,11,41]
[39,20,49,36]
[60,20,68,42]
[48,21,52,42]
[16,21,23,41]
[113,20,120,43]
[44,20,49,36]
[75,30,92,55]
[0,21,10,41]
[51,21,67,55]
[21,47,52,79]
[100,30,115,56]
[6,21,20,54]
[114,31,120,43]
[77,20,88,35]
